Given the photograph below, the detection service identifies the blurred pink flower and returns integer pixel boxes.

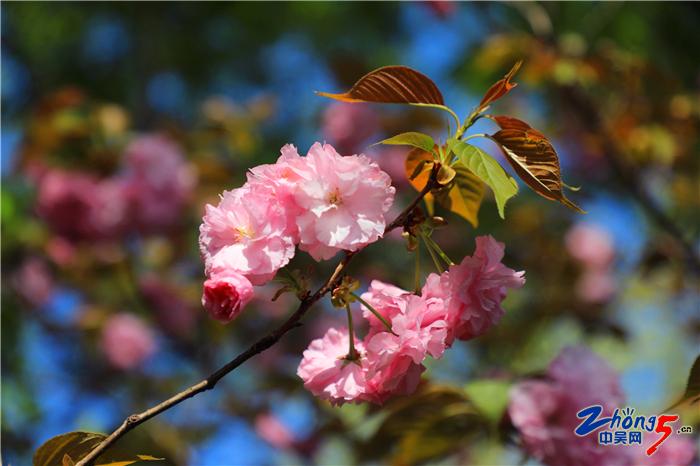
[101,313,156,370]
[12,257,54,307]
[425,0,458,18]
[139,276,196,336]
[291,143,395,260]
[297,327,368,406]
[508,346,628,466]
[444,235,525,340]
[199,182,296,285]
[45,237,77,267]
[202,272,254,323]
[368,147,412,187]
[547,346,624,411]
[36,169,127,241]
[254,413,294,450]
[565,223,615,269]
[635,434,697,466]
[321,102,379,154]
[576,269,617,304]
[122,134,196,233]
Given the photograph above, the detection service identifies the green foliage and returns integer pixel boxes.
[33,431,163,466]
[451,141,518,219]
[376,132,436,154]
[362,385,488,465]
[33,432,106,466]
[432,162,485,227]
[668,354,700,409]
[463,380,512,425]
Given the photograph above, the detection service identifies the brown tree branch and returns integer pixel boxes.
[76,169,438,466]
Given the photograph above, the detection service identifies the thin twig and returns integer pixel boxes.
[76,169,437,466]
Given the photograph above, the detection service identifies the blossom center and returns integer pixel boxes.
[327,188,342,206]
[232,225,254,242]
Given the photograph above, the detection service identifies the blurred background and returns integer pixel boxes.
[2,2,699,465]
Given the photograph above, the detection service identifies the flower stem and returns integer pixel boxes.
[350,292,396,335]
[461,133,488,143]
[345,304,359,361]
[422,234,444,274]
[410,102,461,130]
[414,242,421,293]
[423,234,455,266]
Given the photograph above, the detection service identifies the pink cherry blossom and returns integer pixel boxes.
[122,134,196,233]
[444,235,525,340]
[254,413,294,450]
[199,181,295,285]
[508,346,628,466]
[565,223,615,269]
[359,280,411,333]
[576,268,616,304]
[36,169,127,241]
[12,257,54,308]
[202,272,254,323]
[547,346,625,412]
[290,143,395,261]
[321,102,379,154]
[297,327,368,406]
[45,237,77,267]
[360,291,447,404]
[101,313,156,370]
[362,331,425,404]
[247,144,306,242]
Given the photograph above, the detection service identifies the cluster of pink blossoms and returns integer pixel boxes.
[298,236,525,405]
[198,142,395,322]
[35,133,195,242]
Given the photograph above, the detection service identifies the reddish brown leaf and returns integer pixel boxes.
[479,61,522,109]
[318,66,444,105]
[492,115,531,131]
[492,116,584,212]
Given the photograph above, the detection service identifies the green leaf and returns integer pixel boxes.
[97,455,164,466]
[667,354,700,410]
[393,403,483,466]
[34,431,106,466]
[432,163,485,228]
[360,385,468,460]
[33,431,164,466]
[464,380,512,425]
[452,141,518,218]
[444,137,460,160]
[376,131,436,153]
